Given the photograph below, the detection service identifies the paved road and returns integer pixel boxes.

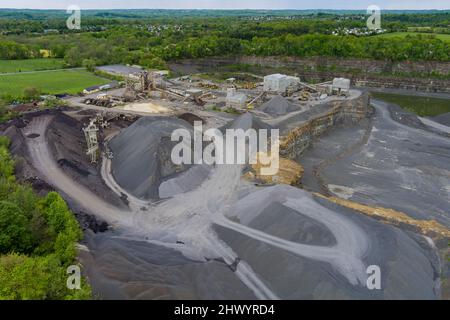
[0,67,84,76]
[419,117,450,134]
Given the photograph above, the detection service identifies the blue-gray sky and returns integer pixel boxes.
[1,1,449,10]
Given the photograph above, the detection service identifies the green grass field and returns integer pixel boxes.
[371,92,450,117]
[0,69,110,98]
[376,32,450,42]
[0,58,66,73]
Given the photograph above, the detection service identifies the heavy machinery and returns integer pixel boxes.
[198,82,219,90]
[239,82,258,90]
[246,91,267,110]
[123,71,153,101]
[82,119,99,163]
[298,90,311,101]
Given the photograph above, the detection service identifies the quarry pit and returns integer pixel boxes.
[1,69,450,300]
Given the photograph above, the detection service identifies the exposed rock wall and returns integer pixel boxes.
[170,56,450,93]
[238,56,450,75]
[280,93,371,159]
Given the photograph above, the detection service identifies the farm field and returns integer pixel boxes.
[375,32,450,42]
[0,58,65,73]
[0,69,109,98]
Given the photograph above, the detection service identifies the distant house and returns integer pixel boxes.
[83,81,120,95]
[99,81,120,91]
[83,85,101,95]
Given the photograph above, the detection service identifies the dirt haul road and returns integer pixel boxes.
[23,116,128,226]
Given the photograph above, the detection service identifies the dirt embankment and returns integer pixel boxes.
[45,111,128,209]
[0,109,136,231]
[1,110,56,195]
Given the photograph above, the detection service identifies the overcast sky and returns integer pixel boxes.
[1,1,449,10]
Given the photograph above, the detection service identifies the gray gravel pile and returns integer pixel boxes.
[215,186,439,299]
[158,164,211,199]
[225,112,272,131]
[260,95,299,116]
[109,117,195,200]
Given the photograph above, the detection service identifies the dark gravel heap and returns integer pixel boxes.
[109,117,195,200]
[260,95,299,116]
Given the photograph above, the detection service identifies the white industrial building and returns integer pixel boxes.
[264,74,300,94]
[226,88,247,109]
[332,78,351,95]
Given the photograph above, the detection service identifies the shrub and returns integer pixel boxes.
[0,137,91,299]
[0,253,91,300]
[23,86,41,101]
[0,201,34,254]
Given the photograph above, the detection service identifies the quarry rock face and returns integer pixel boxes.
[280,92,371,158]
[170,57,450,93]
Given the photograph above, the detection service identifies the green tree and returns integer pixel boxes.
[0,253,91,300]
[23,87,41,101]
[0,138,92,299]
[0,136,14,180]
[39,192,82,264]
[82,58,96,72]
[0,201,34,254]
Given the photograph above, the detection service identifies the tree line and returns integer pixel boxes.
[0,15,449,66]
[0,136,91,299]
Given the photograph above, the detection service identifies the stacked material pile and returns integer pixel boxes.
[260,95,299,116]
[109,117,194,199]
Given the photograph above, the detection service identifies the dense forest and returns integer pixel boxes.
[0,10,449,68]
[0,136,91,299]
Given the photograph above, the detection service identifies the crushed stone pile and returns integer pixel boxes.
[225,112,272,131]
[109,117,197,200]
[260,95,299,116]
